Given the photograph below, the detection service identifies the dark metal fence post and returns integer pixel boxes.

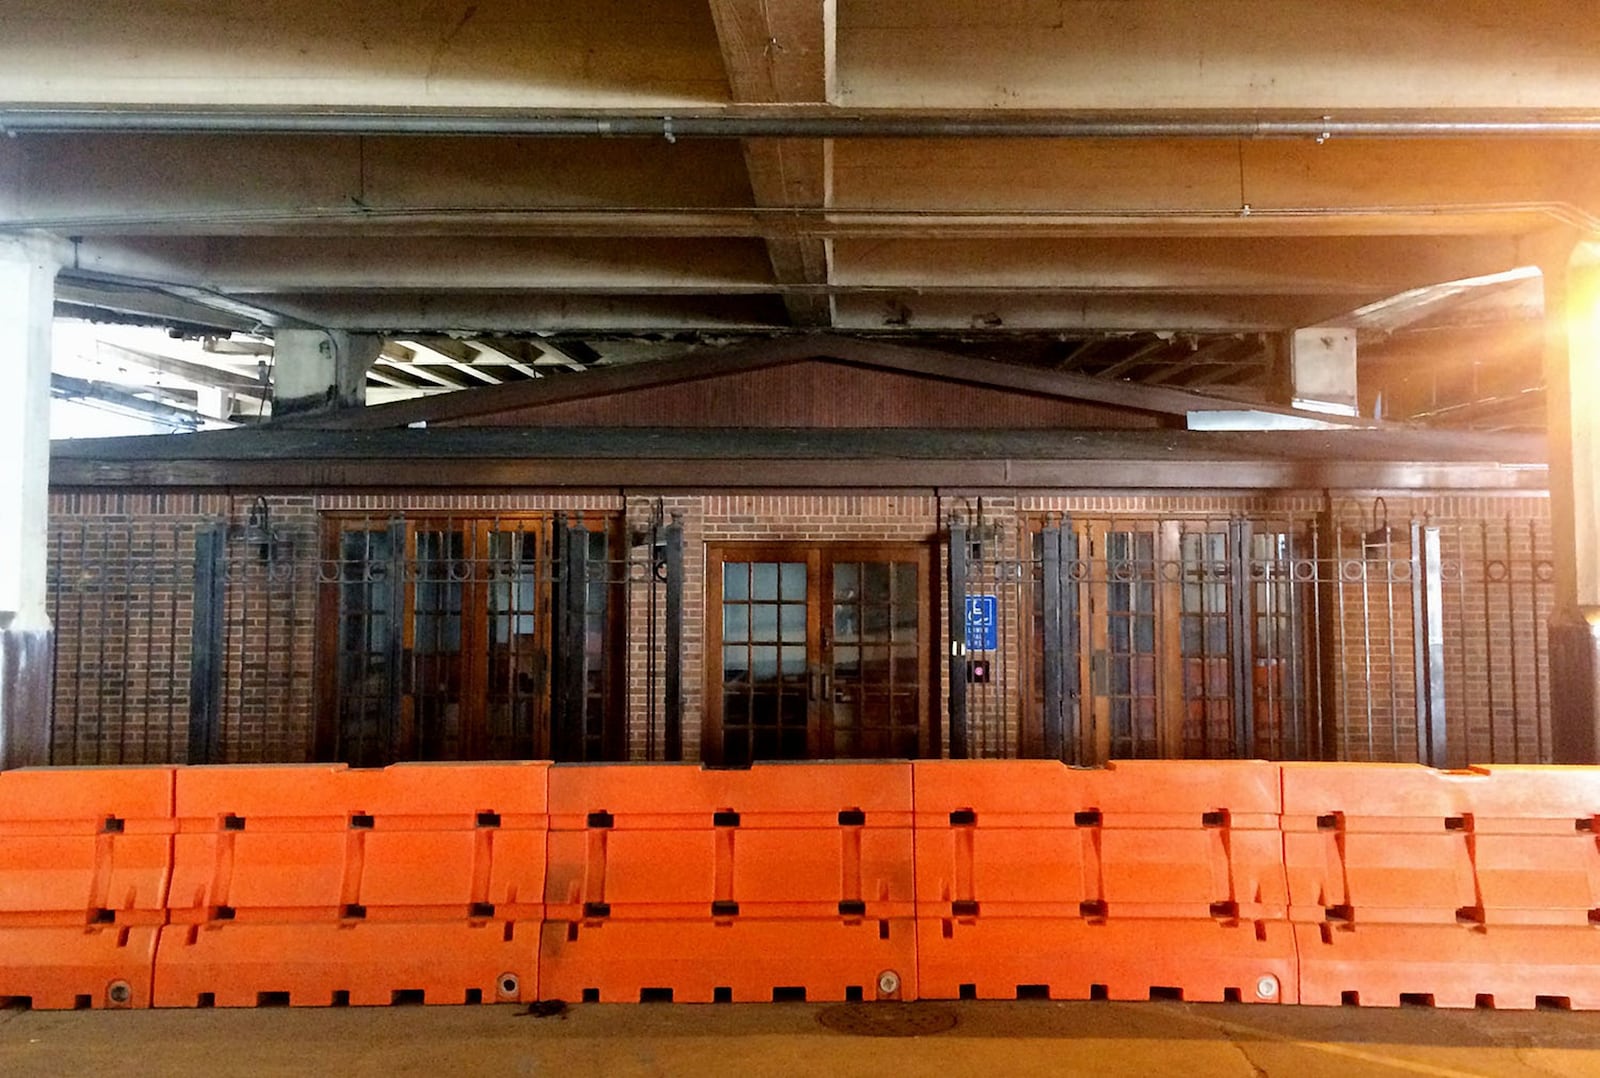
[554,520,591,761]
[1041,518,1065,761]
[187,524,226,764]
[1229,518,1257,758]
[382,518,407,762]
[1062,516,1082,762]
[947,519,969,759]
[663,513,684,762]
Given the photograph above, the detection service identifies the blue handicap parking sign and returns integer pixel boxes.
[964,595,998,651]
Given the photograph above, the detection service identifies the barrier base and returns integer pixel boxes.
[0,925,158,1009]
[916,917,1297,1004]
[152,921,537,1007]
[538,917,917,1003]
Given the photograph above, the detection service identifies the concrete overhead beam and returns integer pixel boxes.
[0,136,756,234]
[0,0,732,109]
[830,292,1362,333]
[10,135,1600,236]
[710,0,836,326]
[246,293,788,333]
[831,139,1600,230]
[829,236,1529,296]
[709,0,834,104]
[69,236,779,294]
[4,0,1600,112]
[51,287,1380,335]
[837,0,1600,111]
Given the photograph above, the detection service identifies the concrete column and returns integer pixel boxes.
[1546,244,1600,762]
[0,232,67,769]
[270,329,383,419]
[1285,326,1359,416]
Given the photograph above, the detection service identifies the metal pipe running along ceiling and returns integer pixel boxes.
[9,108,1600,139]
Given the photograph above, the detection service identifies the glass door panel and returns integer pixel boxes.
[718,559,811,765]
[334,526,398,768]
[1106,529,1161,758]
[405,527,467,760]
[1179,527,1235,758]
[483,523,546,760]
[829,558,923,759]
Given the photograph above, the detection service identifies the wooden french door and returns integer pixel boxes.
[705,543,933,765]
[318,513,621,766]
[1070,518,1313,763]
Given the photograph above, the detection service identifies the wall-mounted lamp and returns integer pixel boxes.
[1361,496,1394,559]
[227,496,280,562]
[955,497,1003,561]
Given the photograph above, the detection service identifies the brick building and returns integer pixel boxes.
[46,337,1552,770]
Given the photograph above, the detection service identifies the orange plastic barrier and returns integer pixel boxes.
[913,759,1294,1004]
[153,762,548,1007]
[0,767,174,1009]
[539,762,915,1003]
[1284,763,1600,1009]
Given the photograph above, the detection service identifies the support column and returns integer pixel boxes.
[1284,326,1360,415]
[0,233,67,770]
[270,329,383,419]
[1545,244,1600,762]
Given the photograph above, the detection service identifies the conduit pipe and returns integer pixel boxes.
[8,109,1600,139]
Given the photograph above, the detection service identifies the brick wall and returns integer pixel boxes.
[1321,494,1553,765]
[46,487,1555,767]
[47,492,220,764]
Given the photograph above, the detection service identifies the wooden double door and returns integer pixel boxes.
[318,513,620,766]
[705,543,933,764]
[1028,517,1311,764]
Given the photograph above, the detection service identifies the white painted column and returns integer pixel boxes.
[0,232,66,769]
[1545,243,1600,762]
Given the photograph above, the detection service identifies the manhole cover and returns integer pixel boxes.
[816,1003,958,1038]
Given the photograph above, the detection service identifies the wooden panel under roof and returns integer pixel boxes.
[449,359,1164,430]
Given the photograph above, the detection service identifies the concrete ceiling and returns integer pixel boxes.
[3,0,1593,425]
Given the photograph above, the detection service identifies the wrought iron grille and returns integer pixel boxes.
[45,507,683,766]
[43,497,1553,768]
[947,503,1554,766]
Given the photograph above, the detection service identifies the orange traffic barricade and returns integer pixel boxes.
[0,766,175,1009]
[913,759,1294,1004]
[539,762,915,1004]
[153,761,548,1007]
[1284,763,1600,1009]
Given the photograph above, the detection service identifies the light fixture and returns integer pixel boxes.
[228,495,280,562]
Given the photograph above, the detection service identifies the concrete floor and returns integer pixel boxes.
[6,1001,1600,1078]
